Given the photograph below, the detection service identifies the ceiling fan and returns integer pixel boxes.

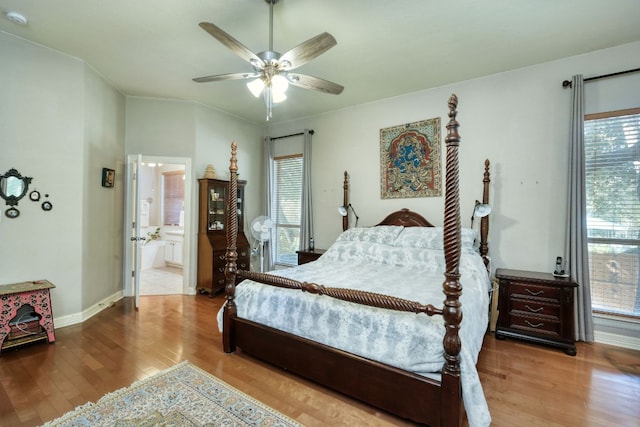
[193,0,344,121]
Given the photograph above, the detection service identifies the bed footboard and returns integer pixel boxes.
[234,317,447,426]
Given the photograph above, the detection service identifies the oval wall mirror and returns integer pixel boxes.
[0,168,32,206]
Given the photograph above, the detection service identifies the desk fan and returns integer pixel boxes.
[251,216,273,272]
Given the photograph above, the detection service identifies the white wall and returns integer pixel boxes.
[82,64,126,309]
[194,104,265,241]
[267,41,640,277]
[0,31,125,319]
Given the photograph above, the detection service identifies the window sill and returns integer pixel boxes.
[593,312,640,350]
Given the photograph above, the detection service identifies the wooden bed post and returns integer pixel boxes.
[223,141,239,353]
[441,94,464,426]
[342,171,349,232]
[479,159,491,269]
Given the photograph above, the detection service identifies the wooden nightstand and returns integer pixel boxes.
[495,268,578,356]
[296,249,326,265]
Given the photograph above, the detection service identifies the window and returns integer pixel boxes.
[273,154,303,265]
[163,170,185,226]
[585,108,640,317]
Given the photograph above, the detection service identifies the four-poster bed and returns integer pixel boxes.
[221,95,491,427]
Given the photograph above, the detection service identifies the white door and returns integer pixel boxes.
[124,154,144,308]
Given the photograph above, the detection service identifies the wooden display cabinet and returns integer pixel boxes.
[197,178,249,296]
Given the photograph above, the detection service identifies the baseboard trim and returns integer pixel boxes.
[594,330,640,351]
[54,290,124,329]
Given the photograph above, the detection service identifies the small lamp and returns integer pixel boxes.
[338,203,359,227]
[470,200,491,228]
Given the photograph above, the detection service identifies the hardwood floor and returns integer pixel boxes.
[1,295,639,426]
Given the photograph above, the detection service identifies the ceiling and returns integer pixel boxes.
[1,0,640,124]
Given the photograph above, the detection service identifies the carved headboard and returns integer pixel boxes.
[376,208,435,227]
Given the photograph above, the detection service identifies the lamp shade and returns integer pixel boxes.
[473,203,492,218]
[338,206,348,216]
[247,78,265,98]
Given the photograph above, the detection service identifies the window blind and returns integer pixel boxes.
[274,155,303,265]
[585,108,640,317]
[163,171,185,226]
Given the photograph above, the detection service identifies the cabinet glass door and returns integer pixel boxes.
[207,182,227,232]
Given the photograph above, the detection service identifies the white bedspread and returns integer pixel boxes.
[217,226,492,427]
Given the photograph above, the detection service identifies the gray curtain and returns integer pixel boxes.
[300,129,313,250]
[263,137,275,271]
[565,74,594,342]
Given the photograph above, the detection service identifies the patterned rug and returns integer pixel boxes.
[42,361,302,427]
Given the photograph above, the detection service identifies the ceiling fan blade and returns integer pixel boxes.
[193,72,261,83]
[287,73,344,95]
[279,32,337,70]
[199,22,265,68]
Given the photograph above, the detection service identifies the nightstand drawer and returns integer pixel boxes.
[510,299,560,318]
[508,282,561,302]
[509,312,560,337]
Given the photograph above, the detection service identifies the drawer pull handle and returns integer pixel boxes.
[218,255,225,260]
[525,320,544,328]
[525,305,543,313]
[525,288,544,296]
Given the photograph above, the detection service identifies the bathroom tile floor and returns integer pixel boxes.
[140,266,183,295]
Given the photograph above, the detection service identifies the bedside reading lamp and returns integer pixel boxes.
[338,203,359,228]
[470,200,491,228]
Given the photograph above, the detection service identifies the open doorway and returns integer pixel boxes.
[138,161,185,295]
[124,155,192,303]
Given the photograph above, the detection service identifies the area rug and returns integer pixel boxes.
[42,361,303,427]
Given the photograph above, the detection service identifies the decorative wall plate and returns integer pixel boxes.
[29,189,41,201]
[5,207,20,218]
[42,201,53,211]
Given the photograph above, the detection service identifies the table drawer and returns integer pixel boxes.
[509,313,560,337]
[213,249,249,268]
[508,282,561,302]
[510,298,560,319]
[212,270,226,290]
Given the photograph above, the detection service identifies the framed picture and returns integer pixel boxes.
[380,117,442,199]
[102,168,115,188]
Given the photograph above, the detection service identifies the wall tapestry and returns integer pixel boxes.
[380,117,441,199]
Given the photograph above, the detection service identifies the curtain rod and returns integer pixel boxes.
[561,67,640,88]
[269,129,315,141]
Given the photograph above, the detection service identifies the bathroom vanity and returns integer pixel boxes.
[164,230,184,267]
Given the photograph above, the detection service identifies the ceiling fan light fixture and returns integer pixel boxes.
[272,90,287,103]
[193,0,341,121]
[271,74,289,94]
[247,78,265,97]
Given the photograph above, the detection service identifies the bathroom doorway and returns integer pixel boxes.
[124,155,192,303]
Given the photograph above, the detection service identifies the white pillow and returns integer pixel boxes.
[394,226,478,249]
[335,225,404,244]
